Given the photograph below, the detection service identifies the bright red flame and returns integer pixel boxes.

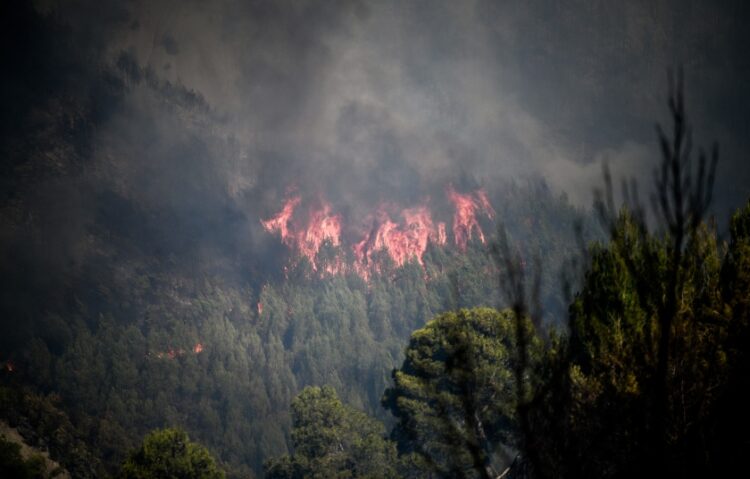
[297,202,342,264]
[260,196,300,244]
[435,222,447,246]
[262,197,342,272]
[475,189,496,219]
[261,186,495,278]
[446,185,494,250]
[353,205,435,275]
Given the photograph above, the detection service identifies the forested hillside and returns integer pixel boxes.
[0,3,588,476]
[260,87,750,476]
[4,1,748,478]
[263,194,750,477]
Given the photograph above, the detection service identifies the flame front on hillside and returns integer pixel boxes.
[446,185,496,250]
[261,186,494,278]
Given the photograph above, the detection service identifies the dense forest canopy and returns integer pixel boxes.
[2,0,749,478]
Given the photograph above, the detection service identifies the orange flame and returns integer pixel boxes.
[260,196,300,244]
[475,189,496,219]
[151,343,204,360]
[446,185,494,250]
[298,202,342,264]
[262,197,343,272]
[261,186,495,278]
[435,222,447,246]
[353,205,435,274]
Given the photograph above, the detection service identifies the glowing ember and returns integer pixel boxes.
[151,343,204,360]
[322,256,346,276]
[257,302,263,315]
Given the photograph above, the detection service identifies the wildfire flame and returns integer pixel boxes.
[261,197,342,271]
[436,222,447,246]
[353,206,434,271]
[260,196,300,243]
[446,185,495,250]
[151,343,204,360]
[261,186,494,278]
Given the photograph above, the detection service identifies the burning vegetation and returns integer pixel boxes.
[261,186,495,278]
[149,343,205,360]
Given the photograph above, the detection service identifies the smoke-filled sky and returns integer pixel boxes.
[3,0,750,281]
[52,0,747,206]
[33,1,750,193]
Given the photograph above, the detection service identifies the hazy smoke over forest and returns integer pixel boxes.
[1,0,747,312]
[3,1,750,476]
[18,0,750,255]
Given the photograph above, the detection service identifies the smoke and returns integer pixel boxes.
[3,0,750,298]
[87,0,748,212]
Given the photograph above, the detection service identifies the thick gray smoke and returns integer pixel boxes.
[76,0,750,211]
[4,0,750,290]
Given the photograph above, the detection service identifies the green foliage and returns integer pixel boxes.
[0,434,49,479]
[264,386,399,479]
[119,428,224,479]
[0,3,591,476]
[725,200,750,320]
[0,386,101,477]
[383,308,537,478]
[0,10,587,471]
[519,201,750,478]
[0,182,585,477]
